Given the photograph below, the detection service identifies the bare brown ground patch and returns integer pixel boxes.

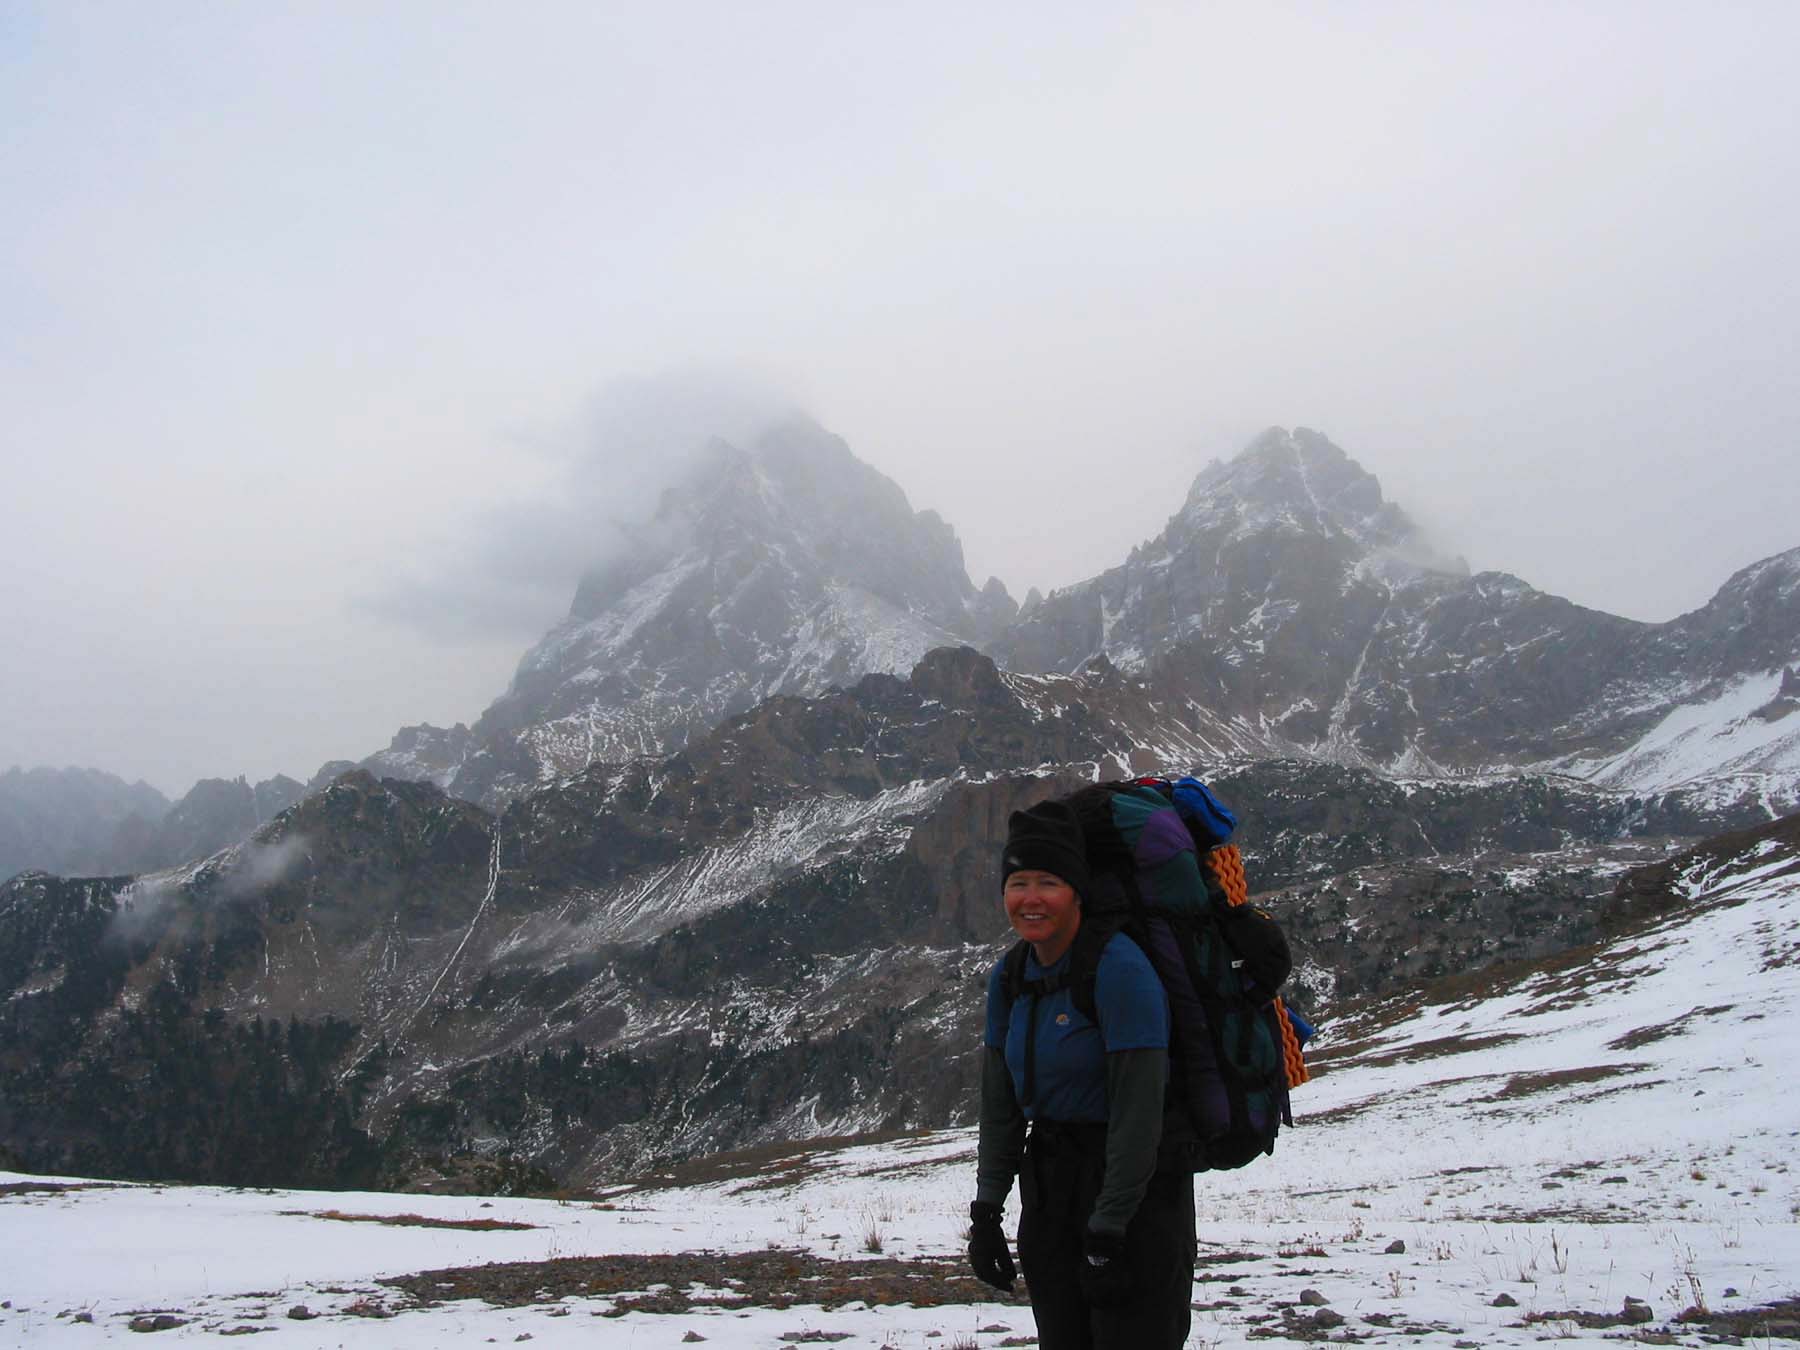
[1764,936,1800,972]
[1525,1306,1645,1329]
[1526,1296,1800,1339]
[1295,1097,1378,1128]
[1472,1079,1669,1120]
[1459,1205,1641,1224]
[622,1129,933,1195]
[1607,1003,1735,1050]
[1336,1030,1523,1072]
[382,1248,1003,1312]
[282,1208,537,1231]
[1677,1295,1800,1340]
[1474,1062,1650,1103]
[1196,1248,1266,1266]
[847,1149,977,1185]
[1301,1070,1518,1128]
[0,1181,121,1198]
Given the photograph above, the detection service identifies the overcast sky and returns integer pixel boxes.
[4,2,1797,797]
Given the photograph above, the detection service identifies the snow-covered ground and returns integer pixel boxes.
[5,831,1798,1347]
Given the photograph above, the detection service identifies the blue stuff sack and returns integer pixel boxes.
[1170,776,1237,847]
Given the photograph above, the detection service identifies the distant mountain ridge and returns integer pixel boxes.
[14,422,1797,879]
[1,635,1782,1187]
[0,767,169,880]
[336,423,1796,817]
[0,768,307,884]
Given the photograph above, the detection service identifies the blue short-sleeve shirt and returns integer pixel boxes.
[984,931,1169,1123]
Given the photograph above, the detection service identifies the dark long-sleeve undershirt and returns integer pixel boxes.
[975,1046,1025,1209]
[1092,1046,1167,1234]
[973,1044,1168,1236]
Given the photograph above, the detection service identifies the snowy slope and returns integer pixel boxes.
[6,821,1797,1347]
[1555,667,1800,814]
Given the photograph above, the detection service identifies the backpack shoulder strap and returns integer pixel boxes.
[999,939,1032,1004]
[1064,915,1121,1025]
[1000,918,1118,1019]
[1003,919,1117,1112]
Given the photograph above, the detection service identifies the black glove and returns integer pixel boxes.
[967,1201,1016,1293]
[1079,1227,1135,1307]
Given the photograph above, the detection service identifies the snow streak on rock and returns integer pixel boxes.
[576,779,950,945]
[409,825,502,1029]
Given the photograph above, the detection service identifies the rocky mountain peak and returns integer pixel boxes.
[1624,544,1800,692]
[997,426,1427,682]
[1177,426,1416,553]
[565,420,986,635]
[971,575,1020,635]
[443,417,1007,805]
[1673,544,1800,627]
[992,425,1720,777]
[752,416,900,512]
[906,644,1009,707]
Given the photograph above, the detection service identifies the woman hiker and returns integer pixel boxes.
[966,797,1197,1349]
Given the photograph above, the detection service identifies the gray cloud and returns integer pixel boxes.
[222,834,311,899]
[109,876,181,945]
[356,368,800,642]
[108,834,313,941]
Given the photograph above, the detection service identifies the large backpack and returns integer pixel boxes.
[1000,777,1310,1171]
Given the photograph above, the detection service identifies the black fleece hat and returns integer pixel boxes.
[1001,799,1092,901]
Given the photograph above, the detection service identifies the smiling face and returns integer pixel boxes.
[1003,869,1082,963]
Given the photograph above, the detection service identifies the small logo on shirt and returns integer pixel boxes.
[1056,1013,1070,1025]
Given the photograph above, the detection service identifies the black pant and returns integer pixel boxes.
[1016,1121,1197,1350]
